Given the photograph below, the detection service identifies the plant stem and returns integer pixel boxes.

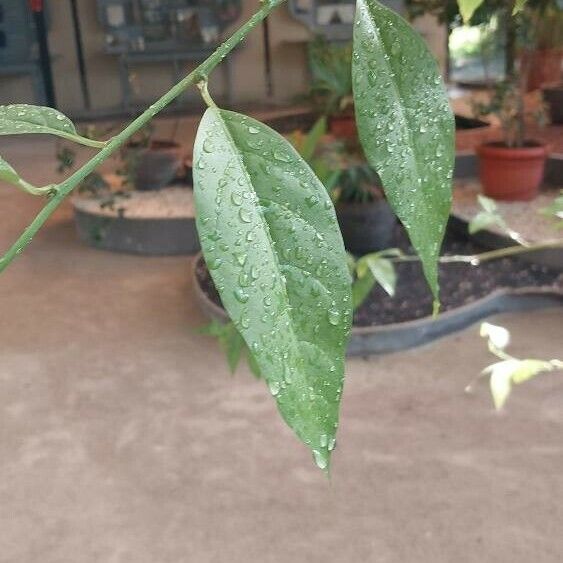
[0,0,285,274]
[389,239,563,266]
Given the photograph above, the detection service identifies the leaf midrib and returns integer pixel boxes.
[215,109,336,364]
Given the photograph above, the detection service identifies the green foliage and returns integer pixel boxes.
[479,322,562,409]
[193,108,352,470]
[472,80,547,148]
[457,0,487,22]
[308,37,354,116]
[469,195,505,234]
[352,0,455,307]
[0,154,53,196]
[199,320,262,377]
[540,190,563,229]
[0,104,105,148]
[349,249,401,309]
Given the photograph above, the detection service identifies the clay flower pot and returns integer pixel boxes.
[477,142,548,201]
[328,114,358,139]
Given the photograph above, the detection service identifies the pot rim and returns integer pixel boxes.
[477,141,548,159]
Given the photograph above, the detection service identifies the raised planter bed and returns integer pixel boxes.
[192,233,562,356]
[73,185,199,256]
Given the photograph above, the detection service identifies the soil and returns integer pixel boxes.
[196,225,562,327]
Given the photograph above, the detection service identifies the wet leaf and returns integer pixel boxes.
[363,255,397,297]
[352,0,454,305]
[193,108,352,470]
[0,104,104,148]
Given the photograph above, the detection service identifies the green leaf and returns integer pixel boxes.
[352,0,454,306]
[363,255,397,297]
[193,108,352,470]
[510,359,554,384]
[469,211,500,234]
[512,0,527,14]
[477,194,497,213]
[484,359,519,410]
[0,104,105,148]
[484,358,557,410]
[457,0,485,23]
[0,155,20,186]
[352,269,375,310]
[300,117,327,162]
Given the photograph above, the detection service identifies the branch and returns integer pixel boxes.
[0,0,285,274]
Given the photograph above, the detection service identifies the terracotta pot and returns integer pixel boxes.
[477,142,548,201]
[522,49,563,91]
[328,114,357,139]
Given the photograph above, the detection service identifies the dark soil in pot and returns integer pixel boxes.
[132,140,184,191]
[336,200,396,255]
[195,225,562,327]
[543,86,563,125]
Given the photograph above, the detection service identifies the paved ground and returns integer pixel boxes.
[1,135,562,563]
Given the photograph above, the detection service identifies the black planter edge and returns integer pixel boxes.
[191,253,563,357]
[73,203,200,256]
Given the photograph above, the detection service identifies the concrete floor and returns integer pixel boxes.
[1,135,562,563]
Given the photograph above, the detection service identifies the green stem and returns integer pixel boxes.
[16,179,55,197]
[390,240,563,266]
[0,0,285,274]
[198,81,218,109]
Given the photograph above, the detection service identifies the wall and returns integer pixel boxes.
[0,1,446,116]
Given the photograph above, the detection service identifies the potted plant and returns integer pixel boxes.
[470,1,553,201]
[308,36,356,139]
[118,124,185,191]
[333,163,396,255]
[473,78,548,200]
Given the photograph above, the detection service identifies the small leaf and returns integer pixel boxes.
[300,117,327,162]
[480,322,510,350]
[457,0,485,23]
[193,108,352,470]
[366,255,396,297]
[358,253,397,297]
[352,269,375,310]
[512,0,527,14]
[511,359,555,385]
[469,211,499,234]
[352,0,454,304]
[0,155,20,186]
[484,359,519,410]
[0,104,104,148]
[477,194,497,213]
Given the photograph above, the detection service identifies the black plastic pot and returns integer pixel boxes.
[133,141,184,191]
[336,200,396,256]
[543,86,563,125]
